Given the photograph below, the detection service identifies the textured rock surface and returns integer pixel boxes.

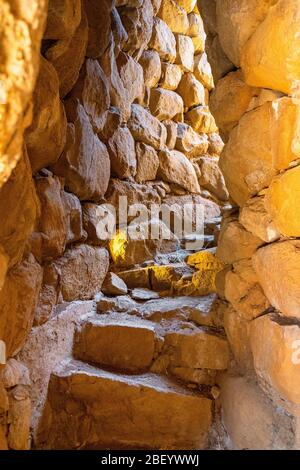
[0,152,39,269]
[51,102,110,201]
[252,241,300,319]
[74,314,156,371]
[220,374,296,450]
[38,360,212,450]
[0,255,42,357]
[250,314,300,404]
[26,58,67,173]
[265,166,300,237]
[241,0,300,94]
[0,0,47,188]
[6,0,299,452]
[158,149,201,193]
[52,245,109,301]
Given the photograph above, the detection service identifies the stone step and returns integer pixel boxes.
[97,293,221,326]
[74,313,159,372]
[37,359,212,450]
[74,307,228,377]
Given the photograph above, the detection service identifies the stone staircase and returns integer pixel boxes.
[36,239,229,450]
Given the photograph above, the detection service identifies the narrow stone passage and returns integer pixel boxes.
[1,0,300,452]
[36,234,228,449]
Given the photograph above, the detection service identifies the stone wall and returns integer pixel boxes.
[0,0,227,449]
[202,0,300,450]
[2,0,300,451]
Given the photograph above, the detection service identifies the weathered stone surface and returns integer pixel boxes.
[98,292,220,327]
[182,251,223,296]
[108,127,137,179]
[187,12,205,39]
[112,7,128,57]
[163,194,221,223]
[0,255,42,357]
[52,245,109,302]
[157,0,189,34]
[34,264,60,327]
[152,0,162,15]
[194,53,214,91]
[7,389,31,450]
[217,216,263,265]
[131,288,160,301]
[163,120,178,150]
[26,58,67,173]
[158,149,201,193]
[39,360,212,449]
[98,106,122,142]
[239,196,280,243]
[265,166,300,237]
[250,314,300,404]
[219,98,300,206]
[62,191,85,245]
[159,326,229,370]
[225,259,270,320]
[51,102,110,202]
[83,0,112,58]
[74,314,156,371]
[106,179,161,212]
[139,50,162,88]
[185,106,217,134]
[149,264,194,293]
[178,0,197,13]
[216,0,275,67]
[149,88,184,121]
[197,155,228,201]
[44,0,81,40]
[208,133,224,156]
[0,359,29,390]
[82,203,112,246]
[68,59,110,135]
[175,35,194,72]
[99,38,131,121]
[159,63,183,91]
[117,52,145,106]
[35,174,67,261]
[102,273,128,296]
[128,104,167,150]
[0,151,39,269]
[135,143,159,183]
[45,6,88,97]
[149,17,177,62]
[223,304,253,371]
[0,247,8,292]
[252,241,300,318]
[19,301,94,440]
[241,0,300,94]
[199,0,217,35]
[177,73,205,110]
[220,374,296,450]
[210,70,257,140]
[97,294,139,314]
[119,0,154,56]
[176,124,208,158]
[205,34,235,83]
[0,0,47,188]
[109,220,178,268]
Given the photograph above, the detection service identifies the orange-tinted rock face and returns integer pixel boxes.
[209,0,300,450]
[5,0,300,453]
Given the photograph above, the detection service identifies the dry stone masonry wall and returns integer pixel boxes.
[1,0,300,451]
[202,0,300,450]
[0,0,228,450]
